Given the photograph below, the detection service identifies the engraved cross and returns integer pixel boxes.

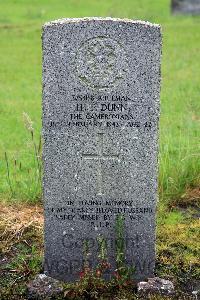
[82,133,120,195]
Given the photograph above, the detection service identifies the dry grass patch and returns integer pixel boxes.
[0,203,43,253]
[170,187,200,208]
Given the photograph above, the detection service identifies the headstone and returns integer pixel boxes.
[42,17,161,282]
[172,0,200,14]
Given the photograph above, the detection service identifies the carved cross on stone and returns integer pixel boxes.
[82,133,120,195]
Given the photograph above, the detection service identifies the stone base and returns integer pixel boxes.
[27,274,63,300]
[137,277,175,296]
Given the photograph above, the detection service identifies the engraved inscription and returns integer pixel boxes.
[75,37,127,89]
[82,133,120,195]
[44,93,155,132]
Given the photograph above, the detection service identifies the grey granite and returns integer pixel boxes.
[137,277,175,296]
[42,17,162,282]
[172,0,200,14]
[27,274,63,299]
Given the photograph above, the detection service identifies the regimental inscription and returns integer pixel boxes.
[75,37,127,89]
[82,133,120,195]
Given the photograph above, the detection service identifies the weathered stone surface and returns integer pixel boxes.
[27,274,63,299]
[172,0,200,14]
[42,17,161,282]
[137,277,175,296]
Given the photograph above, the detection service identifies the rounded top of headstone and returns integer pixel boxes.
[43,17,160,29]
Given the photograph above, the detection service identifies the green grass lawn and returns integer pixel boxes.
[0,0,199,203]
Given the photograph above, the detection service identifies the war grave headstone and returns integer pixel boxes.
[172,0,200,14]
[42,17,162,282]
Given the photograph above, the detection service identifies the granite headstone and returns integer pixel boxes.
[172,0,200,14]
[42,17,162,282]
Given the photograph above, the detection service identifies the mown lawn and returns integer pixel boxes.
[0,0,199,203]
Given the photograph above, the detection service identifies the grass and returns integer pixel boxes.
[0,0,199,204]
[3,113,42,201]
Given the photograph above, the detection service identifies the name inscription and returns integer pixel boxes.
[44,93,154,131]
